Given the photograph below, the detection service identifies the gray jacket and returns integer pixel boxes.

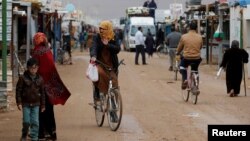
[166,31,182,48]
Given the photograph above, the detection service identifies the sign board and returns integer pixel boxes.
[219,0,227,3]
[170,3,183,19]
[0,2,12,41]
[155,9,171,23]
[126,7,149,17]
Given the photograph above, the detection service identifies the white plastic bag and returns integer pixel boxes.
[86,63,99,82]
[216,67,223,79]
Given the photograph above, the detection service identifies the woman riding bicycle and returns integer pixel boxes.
[90,20,121,103]
[176,21,203,90]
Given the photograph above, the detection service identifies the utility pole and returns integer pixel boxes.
[1,0,7,82]
[206,4,209,64]
[0,0,7,109]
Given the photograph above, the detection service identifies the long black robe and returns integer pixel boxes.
[220,48,249,95]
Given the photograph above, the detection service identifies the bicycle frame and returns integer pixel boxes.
[94,59,124,131]
[188,70,199,90]
[182,64,200,104]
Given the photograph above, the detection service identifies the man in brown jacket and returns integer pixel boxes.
[176,21,203,89]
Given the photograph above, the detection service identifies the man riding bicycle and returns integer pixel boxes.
[176,21,203,90]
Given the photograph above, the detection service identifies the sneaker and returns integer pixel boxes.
[110,111,118,123]
[94,100,101,106]
[38,134,45,141]
[169,66,173,71]
[182,80,188,90]
[20,138,26,141]
[94,100,102,111]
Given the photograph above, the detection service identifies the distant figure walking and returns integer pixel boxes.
[220,40,249,97]
[143,0,150,7]
[148,0,157,19]
[166,26,182,71]
[145,29,155,58]
[135,26,147,65]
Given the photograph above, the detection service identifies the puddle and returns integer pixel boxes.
[183,112,200,118]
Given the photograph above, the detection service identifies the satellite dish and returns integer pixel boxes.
[65,3,75,13]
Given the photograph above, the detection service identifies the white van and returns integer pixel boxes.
[124,17,156,51]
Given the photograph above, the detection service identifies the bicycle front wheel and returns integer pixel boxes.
[95,93,105,127]
[107,89,123,131]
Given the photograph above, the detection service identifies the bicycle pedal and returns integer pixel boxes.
[88,103,95,107]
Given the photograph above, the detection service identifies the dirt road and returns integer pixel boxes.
[1,50,250,141]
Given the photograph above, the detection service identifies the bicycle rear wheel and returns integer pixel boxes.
[191,75,199,105]
[107,89,123,131]
[191,90,198,104]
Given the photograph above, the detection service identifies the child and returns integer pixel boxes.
[16,58,45,141]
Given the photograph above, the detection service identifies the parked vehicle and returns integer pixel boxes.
[123,7,156,51]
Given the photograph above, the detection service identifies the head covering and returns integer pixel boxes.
[33,32,47,46]
[231,40,239,49]
[99,20,114,41]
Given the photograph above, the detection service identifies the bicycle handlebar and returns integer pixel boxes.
[95,59,125,71]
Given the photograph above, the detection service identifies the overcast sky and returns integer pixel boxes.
[62,0,213,20]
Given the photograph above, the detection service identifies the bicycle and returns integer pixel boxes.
[181,63,200,104]
[14,52,25,76]
[57,43,71,65]
[156,43,168,58]
[91,59,125,131]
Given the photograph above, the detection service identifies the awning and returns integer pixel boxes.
[21,0,43,9]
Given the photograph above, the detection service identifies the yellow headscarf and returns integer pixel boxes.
[99,20,114,41]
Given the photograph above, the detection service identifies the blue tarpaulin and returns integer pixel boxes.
[228,0,250,6]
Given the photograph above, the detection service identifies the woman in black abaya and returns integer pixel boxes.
[220,40,249,97]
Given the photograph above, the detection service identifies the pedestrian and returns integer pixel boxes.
[16,57,45,141]
[79,31,85,52]
[145,29,155,58]
[32,32,71,140]
[90,20,120,121]
[176,21,203,90]
[220,40,249,97]
[166,26,182,71]
[135,26,147,65]
[156,27,164,49]
[86,28,95,52]
[62,31,73,64]
[143,0,150,7]
[83,29,88,50]
[148,0,157,19]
